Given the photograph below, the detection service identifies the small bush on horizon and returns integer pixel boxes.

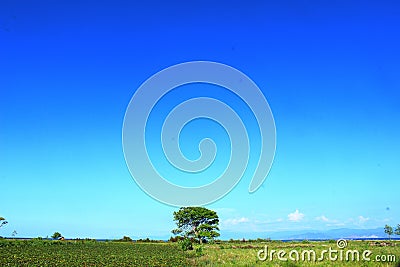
[119,236,133,242]
[169,236,183,242]
[51,232,62,240]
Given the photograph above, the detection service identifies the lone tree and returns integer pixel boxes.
[0,217,7,228]
[51,232,62,240]
[384,224,393,240]
[120,236,133,242]
[395,224,400,236]
[172,207,220,244]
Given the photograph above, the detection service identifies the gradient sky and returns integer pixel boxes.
[1,0,399,239]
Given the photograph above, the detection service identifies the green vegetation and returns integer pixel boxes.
[191,240,400,266]
[0,217,7,228]
[385,224,394,240]
[1,214,399,266]
[120,236,133,242]
[0,239,398,266]
[0,239,187,266]
[396,224,400,236]
[51,232,62,240]
[172,207,220,246]
[180,237,194,251]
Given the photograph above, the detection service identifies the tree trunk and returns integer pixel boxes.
[193,226,202,244]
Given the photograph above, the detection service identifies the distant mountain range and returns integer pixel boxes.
[8,228,389,241]
[129,227,393,241]
[3,228,396,241]
[219,228,390,240]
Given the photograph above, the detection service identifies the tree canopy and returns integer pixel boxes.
[384,224,393,240]
[395,224,400,236]
[172,207,220,244]
[0,217,7,228]
[51,232,62,239]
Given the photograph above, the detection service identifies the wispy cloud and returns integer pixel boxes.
[223,217,249,226]
[358,216,369,224]
[288,210,304,222]
[315,215,329,222]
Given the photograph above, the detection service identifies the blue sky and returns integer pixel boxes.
[1,0,399,239]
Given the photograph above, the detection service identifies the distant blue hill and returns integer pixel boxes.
[3,228,398,241]
[220,227,397,240]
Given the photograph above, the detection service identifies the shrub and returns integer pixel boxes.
[180,238,193,251]
[120,236,133,242]
[51,232,62,240]
[169,236,183,242]
[195,246,203,256]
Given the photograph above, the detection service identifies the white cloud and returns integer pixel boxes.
[288,210,304,222]
[315,215,329,222]
[223,217,249,226]
[358,216,369,224]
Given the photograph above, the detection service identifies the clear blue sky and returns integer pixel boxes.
[1,0,399,239]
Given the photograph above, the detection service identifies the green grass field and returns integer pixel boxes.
[0,239,399,266]
[0,239,187,266]
[191,240,400,266]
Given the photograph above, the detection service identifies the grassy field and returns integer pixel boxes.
[0,239,399,266]
[0,239,187,266]
[191,240,400,266]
